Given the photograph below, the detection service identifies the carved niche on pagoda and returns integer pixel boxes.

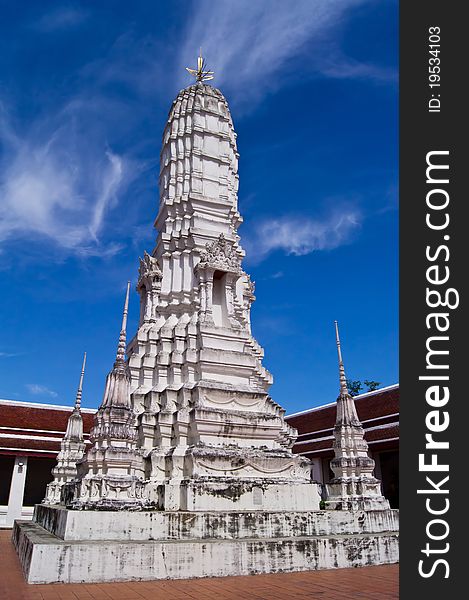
[194,233,245,328]
[137,251,163,324]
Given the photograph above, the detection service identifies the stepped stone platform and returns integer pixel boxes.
[13,505,399,584]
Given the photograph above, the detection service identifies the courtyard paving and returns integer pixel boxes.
[1,530,398,599]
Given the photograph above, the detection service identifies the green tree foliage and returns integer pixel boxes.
[346,379,363,396]
[346,379,381,396]
[363,380,381,392]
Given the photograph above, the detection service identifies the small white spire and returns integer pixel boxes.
[74,352,87,410]
[326,321,389,510]
[334,321,349,396]
[116,282,131,362]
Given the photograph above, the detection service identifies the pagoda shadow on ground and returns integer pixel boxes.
[13,505,398,584]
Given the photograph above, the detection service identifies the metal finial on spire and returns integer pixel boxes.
[74,352,87,410]
[186,48,214,83]
[116,282,131,362]
[334,321,349,396]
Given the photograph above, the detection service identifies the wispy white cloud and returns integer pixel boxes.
[375,181,399,215]
[244,209,361,262]
[319,53,398,83]
[0,352,21,358]
[33,6,88,32]
[90,151,123,240]
[0,105,127,257]
[26,383,58,398]
[179,0,394,104]
[78,31,169,99]
[0,3,388,264]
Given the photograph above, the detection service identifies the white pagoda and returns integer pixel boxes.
[123,77,315,512]
[325,322,390,511]
[43,353,87,505]
[14,56,398,584]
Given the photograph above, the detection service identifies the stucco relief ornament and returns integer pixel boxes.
[137,252,163,323]
[137,251,163,290]
[197,234,241,273]
[244,275,256,302]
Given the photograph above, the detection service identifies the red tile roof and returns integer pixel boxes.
[0,400,95,458]
[286,385,399,458]
[0,386,399,460]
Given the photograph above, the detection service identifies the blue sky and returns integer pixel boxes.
[0,0,398,414]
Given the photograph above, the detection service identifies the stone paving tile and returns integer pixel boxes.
[0,530,398,600]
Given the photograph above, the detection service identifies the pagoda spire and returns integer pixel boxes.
[74,352,86,410]
[101,281,132,408]
[185,48,214,83]
[333,321,360,426]
[116,282,130,364]
[334,321,349,396]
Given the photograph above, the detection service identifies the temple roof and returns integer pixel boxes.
[0,399,95,458]
[286,384,399,457]
[0,385,399,459]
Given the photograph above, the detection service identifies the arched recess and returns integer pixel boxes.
[212,270,229,327]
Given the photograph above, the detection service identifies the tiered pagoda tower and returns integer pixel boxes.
[325,322,390,510]
[69,283,147,509]
[47,62,316,513]
[124,79,314,511]
[43,353,87,504]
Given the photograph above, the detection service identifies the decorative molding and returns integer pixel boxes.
[197,234,241,274]
[202,395,264,408]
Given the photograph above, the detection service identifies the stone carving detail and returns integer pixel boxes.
[138,251,163,288]
[137,251,163,324]
[197,234,241,273]
[246,275,255,298]
[202,394,264,410]
[70,475,148,507]
[196,459,303,477]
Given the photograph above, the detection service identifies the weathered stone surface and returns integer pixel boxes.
[34,505,399,542]
[13,519,399,584]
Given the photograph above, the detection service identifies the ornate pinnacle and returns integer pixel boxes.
[334,321,349,396]
[74,352,87,410]
[116,282,131,362]
[186,48,214,83]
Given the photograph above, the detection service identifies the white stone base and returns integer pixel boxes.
[34,504,399,541]
[13,506,399,584]
[165,478,321,511]
[13,521,398,584]
[325,480,390,511]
